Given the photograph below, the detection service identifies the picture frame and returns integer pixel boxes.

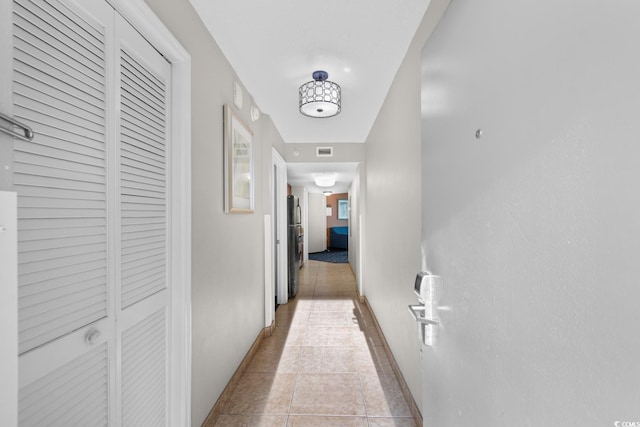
[337,199,348,220]
[223,104,254,213]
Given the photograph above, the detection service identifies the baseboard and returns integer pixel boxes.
[265,319,276,337]
[360,293,423,427]
[202,321,274,427]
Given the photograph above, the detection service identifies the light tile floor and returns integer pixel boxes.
[215,260,417,427]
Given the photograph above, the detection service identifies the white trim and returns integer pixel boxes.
[263,215,273,328]
[0,192,17,427]
[108,2,192,426]
[301,187,309,263]
[359,213,365,297]
[272,148,288,305]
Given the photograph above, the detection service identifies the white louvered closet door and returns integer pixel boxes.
[10,0,172,425]
[14,0,114,425]
[115,14,171,427]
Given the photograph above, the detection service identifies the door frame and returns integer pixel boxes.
[272,148,288,305]
[108,1,192,426]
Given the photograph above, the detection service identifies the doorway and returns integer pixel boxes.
[271,148,287,306]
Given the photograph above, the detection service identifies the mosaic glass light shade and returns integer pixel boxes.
[299,70,341,118]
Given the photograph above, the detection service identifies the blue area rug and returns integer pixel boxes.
[309,249,348,263]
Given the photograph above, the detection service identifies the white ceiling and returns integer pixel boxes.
[189,0,431,192]
[189,0,432,144]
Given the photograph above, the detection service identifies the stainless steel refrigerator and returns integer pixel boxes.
[287,195,301,297]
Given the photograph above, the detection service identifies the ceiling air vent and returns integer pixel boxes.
[316,147,333,157]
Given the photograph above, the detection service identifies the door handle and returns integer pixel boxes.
[407,305,439,326]
[85,328,101,345]
[0,112,34,142]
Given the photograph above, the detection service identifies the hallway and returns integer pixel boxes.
[213,261,416,426]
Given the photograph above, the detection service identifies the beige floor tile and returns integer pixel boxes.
[303,325,353,346]
[367,417,417,427]
[298,346,358,373]
[281,309,312,321]
[290,373,365,416]
[360,373,412,417]
[287,415,368,426]
[246,344,301,373]
[350,326,384,347]
[215,261,415,425]
[270,325,307,346]
[355,346,393,373]
[222,373,296,415]
[313,289,346,298]
[311,298,356,312]
[214,414,287,427]
[296,291,315,299]
[275,310,310,327]
[308,310,352,326]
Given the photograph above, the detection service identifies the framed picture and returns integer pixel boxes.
[223,104,254,213]
[337,199,348,220]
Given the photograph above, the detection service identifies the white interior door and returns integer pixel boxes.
[14,1,115,424]
[307,193,327,253]
[115,13,171,427]
[272,148,287,304]
[7,0,173,425]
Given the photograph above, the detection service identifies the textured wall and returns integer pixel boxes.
[421,0,640,425]
[348,166,363,289]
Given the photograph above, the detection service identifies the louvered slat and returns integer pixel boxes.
[19,343,109,427]
[120,46,167,308]
[121,309,166,427]
[14,0,108,354]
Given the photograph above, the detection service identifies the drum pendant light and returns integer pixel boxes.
[299,70,341,118]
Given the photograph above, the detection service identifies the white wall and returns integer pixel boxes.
[420,0,640,425]
[362,0,451,413]
[348,165,363,290]
[284,143,365,163]
[307,193,327,253]
[142,1,284,425]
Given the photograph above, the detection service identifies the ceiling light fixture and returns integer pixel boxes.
[322,190,333,196]
[299,70,341,118]
[314,172,336,187]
